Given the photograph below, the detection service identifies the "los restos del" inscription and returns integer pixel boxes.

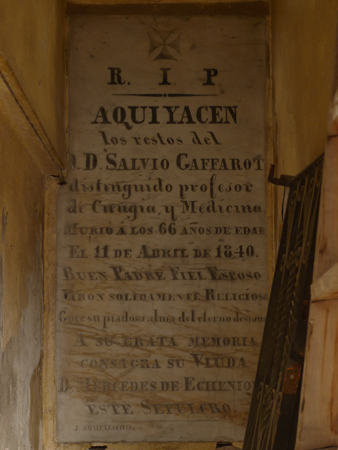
[56,15,268,443]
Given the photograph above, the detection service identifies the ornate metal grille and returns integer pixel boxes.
[243,154,323,450]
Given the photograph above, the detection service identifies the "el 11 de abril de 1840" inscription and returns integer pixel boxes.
[56,14,268,443]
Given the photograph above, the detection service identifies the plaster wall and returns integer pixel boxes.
[0,0,66,160]
[0,109,44,448]
[0,1,65,448]
[271,0,338,177]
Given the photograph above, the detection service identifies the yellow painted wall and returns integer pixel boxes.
[271,0,338,177]
[0,0,66,160]
[0,93,45,449]
[0,0,65,448]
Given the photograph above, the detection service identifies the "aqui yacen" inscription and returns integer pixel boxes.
[56,15,268,443]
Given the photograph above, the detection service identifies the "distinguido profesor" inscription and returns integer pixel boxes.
[56,15,268,443]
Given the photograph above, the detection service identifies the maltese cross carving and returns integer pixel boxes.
[148,28,181,61]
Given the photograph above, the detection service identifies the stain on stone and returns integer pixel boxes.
[0,363,17,410]
[1,206,7,243]
[29,354,42,450]
[0,347,19,447]
[0,207,7,342]
[0,254,3,342]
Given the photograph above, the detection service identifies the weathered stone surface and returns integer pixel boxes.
[0,73,45,450]
[0,0,66,158]
[56,15,268,443]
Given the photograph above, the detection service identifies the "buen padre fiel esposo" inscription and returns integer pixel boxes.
[56,15,268,443]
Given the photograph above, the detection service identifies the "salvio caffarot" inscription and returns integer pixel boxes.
[56,15,268,443]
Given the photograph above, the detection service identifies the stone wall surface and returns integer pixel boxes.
[271,0,338,177]
[0,0,66,160]
[0,108,44,449]
[0,0,65,448]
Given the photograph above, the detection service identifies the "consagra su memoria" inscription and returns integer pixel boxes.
[56,15,268,443]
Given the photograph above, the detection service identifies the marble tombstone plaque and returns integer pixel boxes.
[56,15,268,443]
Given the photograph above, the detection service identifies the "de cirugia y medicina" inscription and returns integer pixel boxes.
[56,15,268,443]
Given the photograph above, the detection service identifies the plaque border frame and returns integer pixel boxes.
[43,4,274,449]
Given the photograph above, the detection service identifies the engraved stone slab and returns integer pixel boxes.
[56,15,268,443]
